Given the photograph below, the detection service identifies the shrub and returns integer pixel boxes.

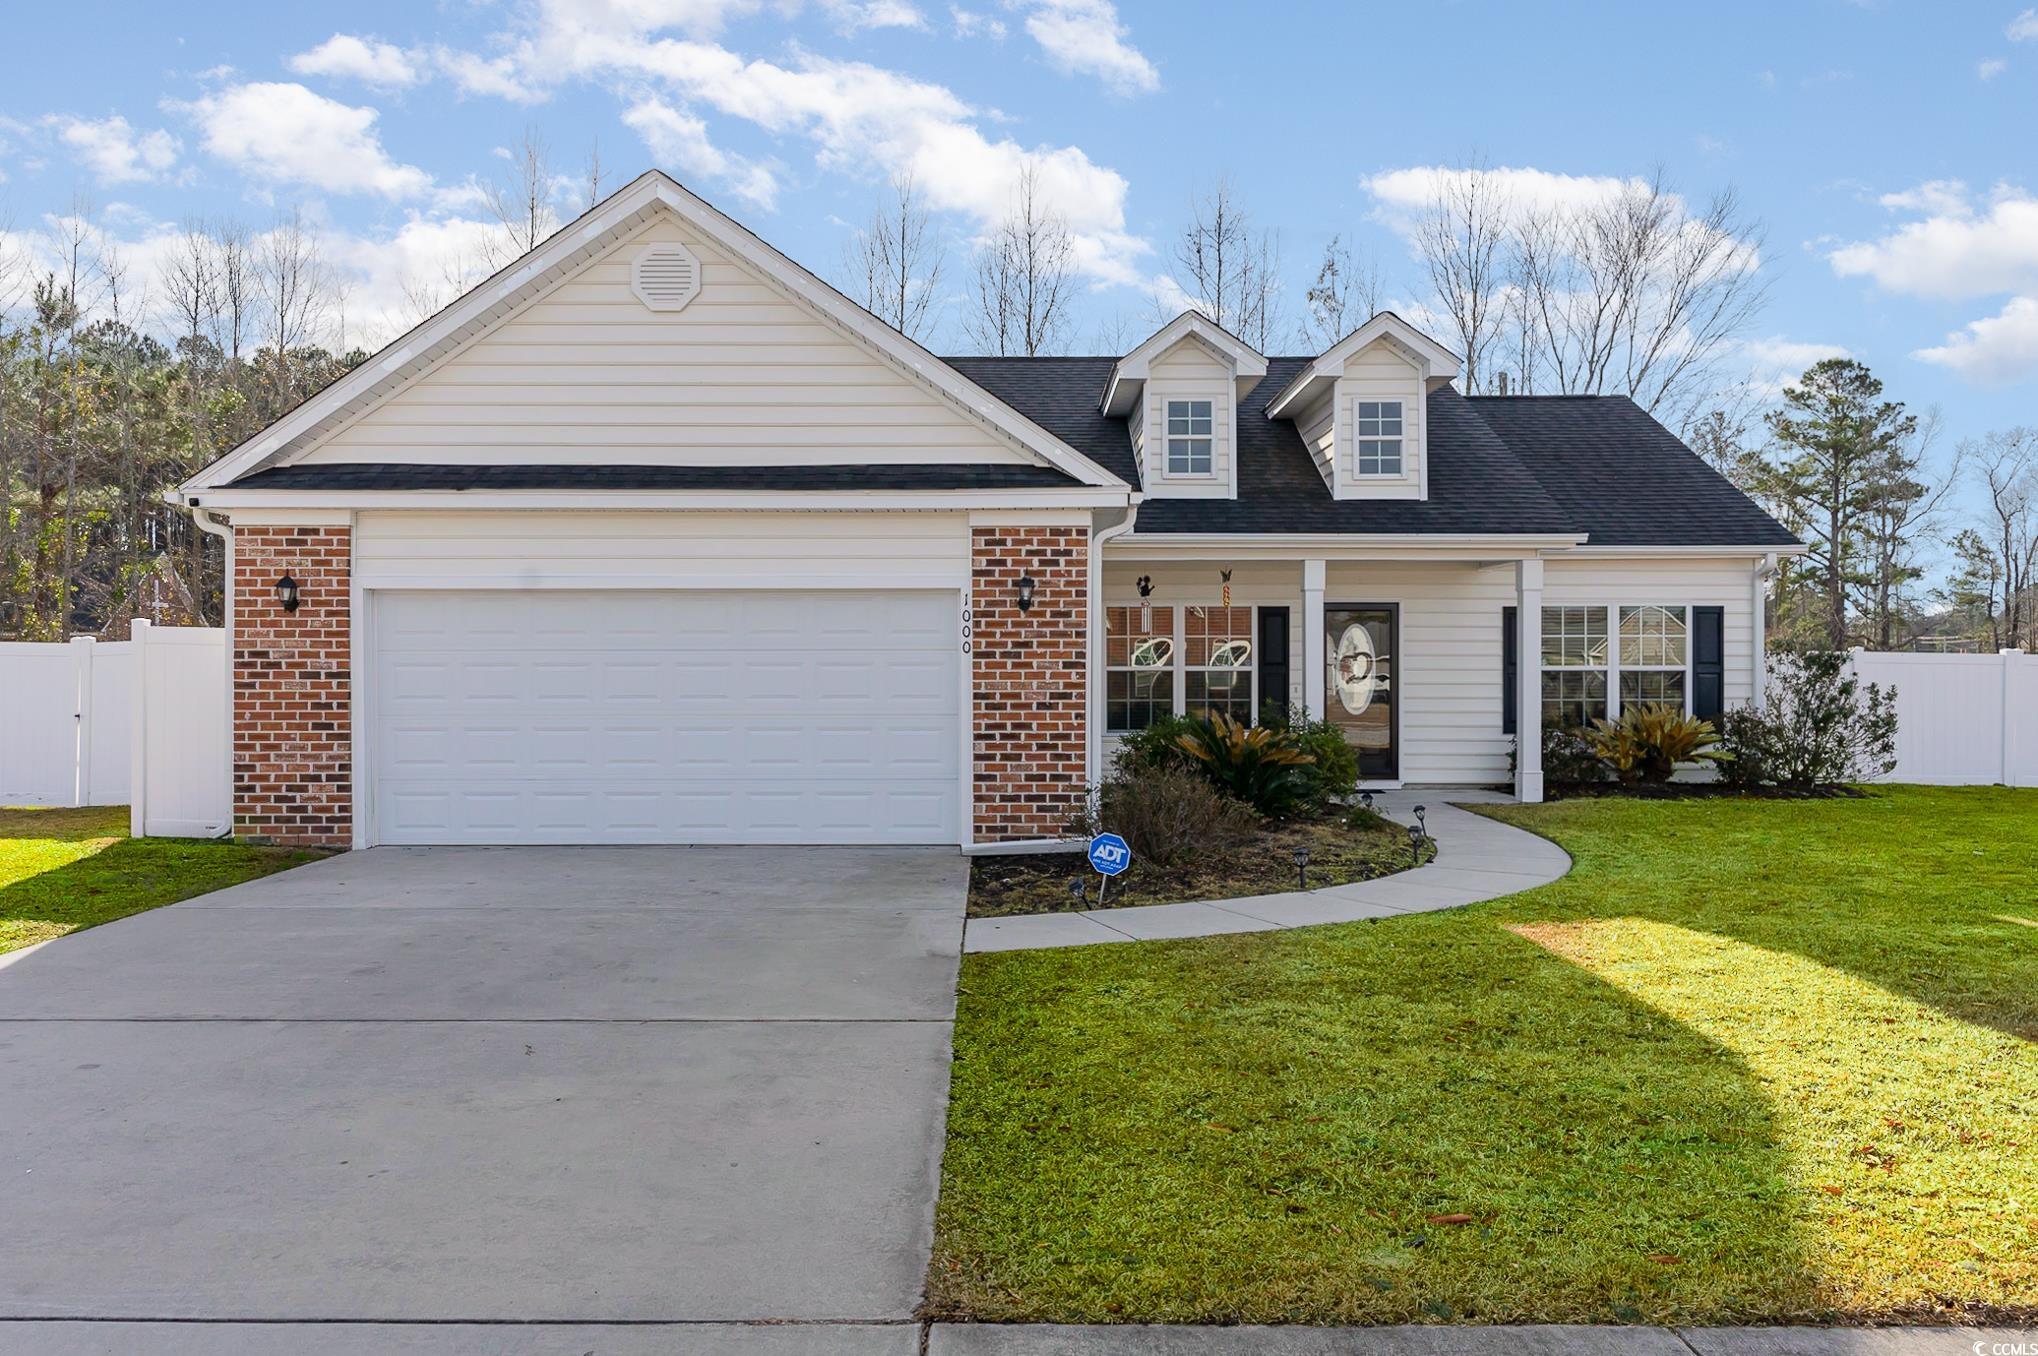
[1174,711,1318,818]
[1110,713,1199,778]
[1071,765,1257,869]
[1542,727,1614,785]
[1716,647,1898,788]
[1285,708,1361,809]
[1584,703,1728,784]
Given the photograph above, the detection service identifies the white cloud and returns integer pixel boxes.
[820,0,926,31]
[1739,334,1852,398]
[2009,7,2038,40]
[433,48,550,104]
[45,114,181,184]
[1021,0,1158,95]
[470,5,1148,282]
[621,97,779,208]
[1831,182,2038,300]
[1916,295,2038,385]
[1979,57,2009,79]
[951,7,1006,39]
[288,34,428,89]
[169,82,434,199]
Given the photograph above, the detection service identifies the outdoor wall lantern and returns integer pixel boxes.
[274,573,301,613]
[1016,574,1036,613]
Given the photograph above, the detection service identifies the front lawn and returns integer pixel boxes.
[930,786,2038,1327]
[0,806,317,955]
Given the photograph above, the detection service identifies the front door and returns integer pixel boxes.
[1324,604,1398,779]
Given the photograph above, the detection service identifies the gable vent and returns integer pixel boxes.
[632,242,701,312]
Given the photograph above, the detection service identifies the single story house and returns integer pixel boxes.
[175,170,1803,850]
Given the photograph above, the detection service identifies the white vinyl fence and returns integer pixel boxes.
[0,623,230,837]
[1849,648,2035,787]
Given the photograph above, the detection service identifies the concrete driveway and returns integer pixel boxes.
[0,846,964,1354]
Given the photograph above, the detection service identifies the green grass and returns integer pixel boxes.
[0,805,318,955]
[930,786,2038,1327]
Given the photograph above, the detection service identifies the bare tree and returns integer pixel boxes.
[845,172,943,342]
[1509,171,1767,423]
[1854,407,1956,649]
[1300,234,1382,350]
[584,139,605,211]
[1171,177,1281,349]
[1963,428,2038,650]
[963,167,1076,356]
[485,127,562,266]
[1412,163,1509,393]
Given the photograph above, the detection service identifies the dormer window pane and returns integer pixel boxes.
[1166,399,1214,475]
[1356,399,1404,476]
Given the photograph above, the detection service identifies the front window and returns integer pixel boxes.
[1355,400,1404,476]
[1106,605,1176,732]
[1619,605,1688,709]
[1166,399,1214,475]
[1540,605,1608,729]
[1184,605,1254,724]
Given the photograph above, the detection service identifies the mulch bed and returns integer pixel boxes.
[1546,781,1869,801]
[967,814,1432,919]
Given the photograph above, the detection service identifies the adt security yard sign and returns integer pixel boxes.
[1087,833,1131,876]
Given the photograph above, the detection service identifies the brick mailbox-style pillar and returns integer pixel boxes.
[232,524,353,847]
[970,524,1089,843]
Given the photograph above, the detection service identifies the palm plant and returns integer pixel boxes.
[1175,711,1317,816]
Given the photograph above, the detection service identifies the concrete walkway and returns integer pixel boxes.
[964,791,1572,953]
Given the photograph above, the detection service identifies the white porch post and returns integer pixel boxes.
[1515,559,1544,804]
[1752,553,1773,711]
[1302,558,1326,720]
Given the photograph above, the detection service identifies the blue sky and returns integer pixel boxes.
[2,0,2033,495]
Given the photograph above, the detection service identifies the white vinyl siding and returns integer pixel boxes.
[1138,339,1235,499]
[1332,343,1425,499]
[302,219,1034,468]
[1104,556,1760,785]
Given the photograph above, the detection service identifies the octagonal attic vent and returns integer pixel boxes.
[632,242,701,311]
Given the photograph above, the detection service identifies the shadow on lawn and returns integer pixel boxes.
[935,914,1824,1325]
[1482,787,2038,1043]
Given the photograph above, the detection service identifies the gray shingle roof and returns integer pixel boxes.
[948,355,1798,547]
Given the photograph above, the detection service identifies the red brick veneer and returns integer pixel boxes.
[232,524,352,847]
[971,524,1089,842]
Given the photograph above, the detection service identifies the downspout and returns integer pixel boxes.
[1087,500,1141,789]
[189,501,235,838]
[1752,552,1778,711]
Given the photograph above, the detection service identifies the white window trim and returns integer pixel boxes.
[1613,604,1692,718]
[1163,398,1218,479]
[1181,603,1258,724]
[1353,398,1406,478]
[1537,603,1697,729]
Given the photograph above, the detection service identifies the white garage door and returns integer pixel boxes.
[370,590,961,845]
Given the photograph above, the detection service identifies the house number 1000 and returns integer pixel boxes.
[961,605,972,655]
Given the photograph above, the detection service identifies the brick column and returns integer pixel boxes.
[971,524,1089,843]
[232,524,353,847]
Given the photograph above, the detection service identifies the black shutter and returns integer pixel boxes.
[1692,606,1725,721]
[1502,606,1518,735]
[1257,607,1291,727]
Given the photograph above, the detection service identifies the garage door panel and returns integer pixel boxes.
[371,590,961,845]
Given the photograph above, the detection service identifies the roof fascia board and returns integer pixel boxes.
[187,487,1133,512]
[1102,311,1269,415]
[1265,313,1462,419]
[1564,543,1811,558]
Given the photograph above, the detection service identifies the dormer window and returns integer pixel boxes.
[1356,400,1404,476]
[1166,400,1214,475]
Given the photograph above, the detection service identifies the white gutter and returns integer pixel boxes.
[1087,502,1141,788]
[179,487,1134,513]
[188,506,235,839]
